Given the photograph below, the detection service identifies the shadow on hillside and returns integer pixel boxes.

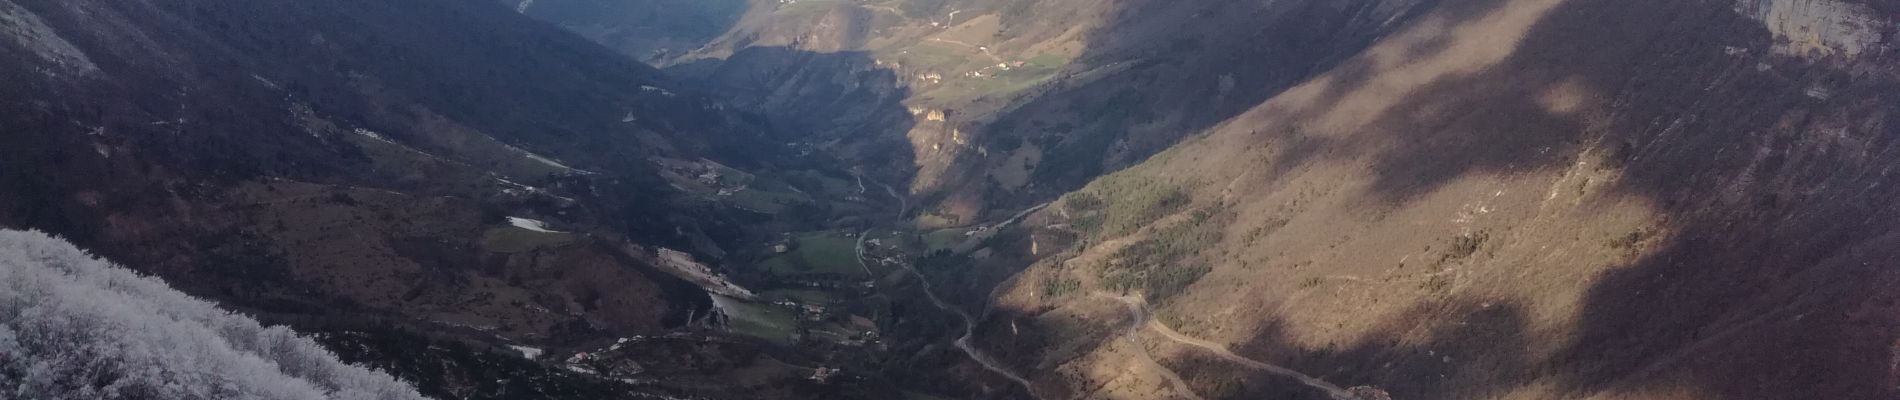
[1226,200,1900,400]
[2,0,761,342]
[1210,0,1900,399]
[1233,298,1540,400]
[967,0,1445,207]
[918,0,1456,349]
[972,294,1539,400]
[667,46,922,195]
[514,0,750,64]
[967,0,1900,398]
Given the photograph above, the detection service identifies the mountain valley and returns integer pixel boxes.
[3,0,1900,399]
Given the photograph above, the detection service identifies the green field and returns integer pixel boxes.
[830,201,874,215]
[722,169,824,214]
[922,228,968,252]
[806,321,861,343]
[789,170,858,198]
[1025,53,1069,68]
[901,41,978,71]
[937,63,1061,100]
[714,295,800,345]
[759,231,865,277]
[730,187,814,214]
[761,289,832,304]
[914,213,959,228]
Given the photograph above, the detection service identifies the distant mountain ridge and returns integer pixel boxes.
[519,0,1431,224]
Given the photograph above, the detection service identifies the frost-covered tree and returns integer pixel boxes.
[0,230,429,400]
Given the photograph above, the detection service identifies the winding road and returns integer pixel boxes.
[863,240,1039,396]
[1100,294,1357,400]
[870,179,909,218]
[850,179,1347,399]
[1098,294,1205,400]
[854,228,875,276]
[853,180,1038,398]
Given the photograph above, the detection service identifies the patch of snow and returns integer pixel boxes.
[515,0,536,13]
[339,124,467,166]
[640,85,676,97]
[491,176,577,203]
[524,152,575,170]
[352,128,396,144]
[507,217,564,233]
[252,74,280,90]
[509,345,544,359]
[500,143,598,175]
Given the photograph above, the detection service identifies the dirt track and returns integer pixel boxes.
[1097,293,1205,400]
[1100,293,1357,400]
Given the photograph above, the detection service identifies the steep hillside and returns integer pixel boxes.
[950,0,1900,399]
[525,0,1436,225]
[0,0,787,357]
[11,0,1898,399]
[0,229,426,400]
[0,0,965,398]
[508,0,750,64]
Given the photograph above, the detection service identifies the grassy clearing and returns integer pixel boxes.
[480,227,576,253]
[959,64,1061,98]
[729,172,818,214]
[806,321,863,342]
[773,0,844,17]
[1025,53,1068,68]
[759,231,864,277]
[716,296,801,346]
[901,41,976,70]
[787,170,858,198]
[730,187,813,214]
[830,201,873,215]
[761,289,832,304]
[658,170,719,195]
[922,228,968,253]
[914,213,960,229]
[728,355,809,386]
